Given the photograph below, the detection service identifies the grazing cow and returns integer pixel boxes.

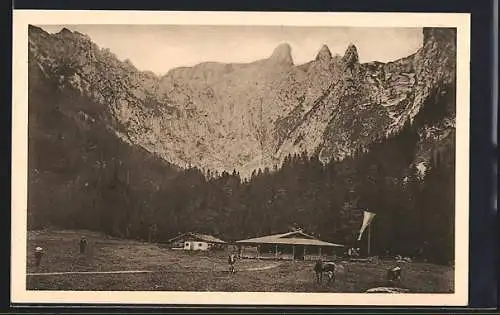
[323,262,336,284]
[387,266,402,284]
[228,254,236,273]
[313,259,336,284]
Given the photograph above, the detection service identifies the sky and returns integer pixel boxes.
[39,25,423,76]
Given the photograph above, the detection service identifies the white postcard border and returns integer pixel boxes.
[11,10,471,306]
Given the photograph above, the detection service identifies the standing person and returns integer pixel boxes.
[347,247,353,257]
[228,254,236,273]
[34,246,44,267]
[79,236,88,254]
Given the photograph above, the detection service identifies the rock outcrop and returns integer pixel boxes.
[269,43,294,65]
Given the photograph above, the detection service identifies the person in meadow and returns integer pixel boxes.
[347,248,354,257]
[34,246,43,267]
[79,236,88,254]
[228,254,236,273]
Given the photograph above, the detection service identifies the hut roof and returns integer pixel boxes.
[235,231,344,247]
[168,232,226,244]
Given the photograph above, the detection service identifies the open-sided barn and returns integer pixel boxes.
[168,232,226,251]
[235,230,344,260]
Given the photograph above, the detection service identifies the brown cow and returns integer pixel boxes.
[387,266,402,284]
[314,259,336,284]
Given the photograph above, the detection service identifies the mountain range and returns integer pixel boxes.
[28,26,456,179]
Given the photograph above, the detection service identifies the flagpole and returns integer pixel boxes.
[358,210,376,256]
[367,223,371,257]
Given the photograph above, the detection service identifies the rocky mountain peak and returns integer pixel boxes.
[28,25,47,35]
[315,44,332,63]
[269,43,293,65]
[422,27,456,46]
[342,43,359,65]
[58,27,74,36]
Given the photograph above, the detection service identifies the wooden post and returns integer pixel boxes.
[319,247,322,259]
[257,245,260,260]
[368,224,372,257]
[292,246,295,261]
[275,244,278,259]
[303,246,306,260]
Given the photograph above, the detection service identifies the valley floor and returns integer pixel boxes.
[26,229,454,293]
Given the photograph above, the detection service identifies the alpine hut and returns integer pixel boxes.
[168,232,226,251]
[235,230,344,261]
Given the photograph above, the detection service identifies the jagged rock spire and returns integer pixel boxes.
[58,27,73,35]
[342,43,359,65]
[269,43,293,65]
[315,44,332,63]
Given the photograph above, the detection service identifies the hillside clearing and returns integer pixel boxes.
[26,229,454,293]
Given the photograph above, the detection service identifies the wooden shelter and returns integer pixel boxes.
[235,230,344,260]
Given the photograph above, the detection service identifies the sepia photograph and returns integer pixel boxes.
[11,11,470,306]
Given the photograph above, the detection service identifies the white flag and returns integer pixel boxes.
[357,210,376,241]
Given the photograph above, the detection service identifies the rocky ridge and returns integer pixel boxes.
[28,26,456,178]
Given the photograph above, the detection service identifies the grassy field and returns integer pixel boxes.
[26,229,454,293]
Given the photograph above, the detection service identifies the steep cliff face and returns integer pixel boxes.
[28,26,456,178]
[276,28,456,170]
[154,41,346,174]
[27,38,181,230]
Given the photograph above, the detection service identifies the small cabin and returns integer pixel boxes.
[168,232,226,251]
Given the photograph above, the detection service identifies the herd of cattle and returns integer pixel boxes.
[228,253,404,290]
[312,258,402,287]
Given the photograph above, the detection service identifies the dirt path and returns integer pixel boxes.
[240,263,282,271]
[27,270,154,276]
[27,262,282,276]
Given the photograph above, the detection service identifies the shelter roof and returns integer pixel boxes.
[168,232,226,244]
[235,231,344,247]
